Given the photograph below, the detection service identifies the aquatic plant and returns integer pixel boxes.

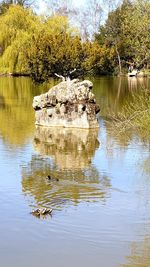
[108,88,150,140]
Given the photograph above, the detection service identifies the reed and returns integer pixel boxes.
[108,89,150,139]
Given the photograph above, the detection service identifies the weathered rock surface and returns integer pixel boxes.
[33,79,100,128]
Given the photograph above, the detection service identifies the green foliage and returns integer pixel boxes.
[0,5,109,81]
[1,1,150,81]
[25,16,83,81]
[0,0,12,14]
[96,0,150,73]
[0,4,39,73]
[122,0,150,68]
[26,13,111,81]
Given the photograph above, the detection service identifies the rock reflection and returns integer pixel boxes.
[22,127,111,210]
[34,126,100,169]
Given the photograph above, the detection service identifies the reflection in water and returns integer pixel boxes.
[92,76,150,118]
[122,236,150,267]
[0,77,56,145]
[128,76,150,92]
[93,76,150,142]
[0,76,149,146]
[0,77,35,145]
[1,76,150,267]
[34,126,100,169]
[142,156,150,175]
[127,77,146,91]
[22,127,111,210]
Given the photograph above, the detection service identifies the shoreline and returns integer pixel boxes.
[0,73,30,77]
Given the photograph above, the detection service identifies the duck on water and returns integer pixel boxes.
[47,175,59,182]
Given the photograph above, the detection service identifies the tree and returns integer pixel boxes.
[95,0,134,74]
[0,4,39,73]
[0,0,34,8]
[122,0,150,68]
[96,0,150,73]
[0,0,12,14]
[0,4,107,80]
[38,0,103,40]
[25,15,82,81]
[69,0,103,41]
[42,0,74,16]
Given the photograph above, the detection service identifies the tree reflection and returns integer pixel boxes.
[142,156,150,175]
[121,236,150,267]
[22,127,111,210]
[0,77,35,145]
[0,77,55,146]
[93,76,150,121]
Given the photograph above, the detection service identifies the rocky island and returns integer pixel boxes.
[33,79,100,128]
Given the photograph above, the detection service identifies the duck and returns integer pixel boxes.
[31,208,52,217]
[47,175,59,182]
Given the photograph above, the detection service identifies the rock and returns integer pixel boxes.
[33,79,100,128]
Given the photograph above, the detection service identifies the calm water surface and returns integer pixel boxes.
[0,76,150,267]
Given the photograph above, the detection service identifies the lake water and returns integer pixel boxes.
[0,76,150,267]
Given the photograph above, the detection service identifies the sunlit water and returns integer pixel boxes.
[0,76,150,267]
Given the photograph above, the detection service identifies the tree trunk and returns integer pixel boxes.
[115,46,122,75]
